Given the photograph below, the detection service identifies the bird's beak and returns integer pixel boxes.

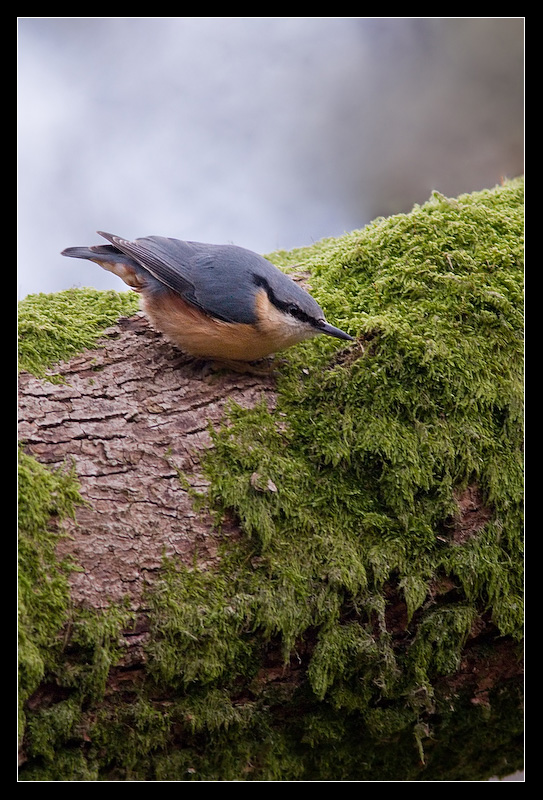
[318,321,354,341]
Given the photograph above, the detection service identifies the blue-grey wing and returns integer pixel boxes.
[97,232,259,324]
[98,232,197,297]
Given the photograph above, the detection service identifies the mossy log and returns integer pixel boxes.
[18,180,524,781]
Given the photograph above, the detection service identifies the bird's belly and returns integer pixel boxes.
[142,292,311,361]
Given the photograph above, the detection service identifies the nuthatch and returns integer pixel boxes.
[61,232,353,364]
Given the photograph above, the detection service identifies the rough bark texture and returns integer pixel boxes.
[18,313,276,610]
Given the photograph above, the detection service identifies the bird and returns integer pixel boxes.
[61,232,354,366]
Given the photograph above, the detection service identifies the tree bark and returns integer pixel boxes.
[18,312,276,611]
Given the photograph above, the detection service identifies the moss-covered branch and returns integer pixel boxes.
[18,179,523,781]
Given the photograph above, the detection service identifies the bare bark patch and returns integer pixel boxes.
[18,313,277,610]
[450,485,493,543]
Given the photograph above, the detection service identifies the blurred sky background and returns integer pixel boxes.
[17,17,524,299]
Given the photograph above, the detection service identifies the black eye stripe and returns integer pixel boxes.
[252,274,313,325]
[287,303,309,322]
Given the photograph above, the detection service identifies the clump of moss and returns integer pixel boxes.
[195,179,523,654]
[18,288,139,378]
[18,450,82,738]
[149,178,523,776]
[18,450,134,762]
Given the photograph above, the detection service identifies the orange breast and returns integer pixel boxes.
[141,288,313,361]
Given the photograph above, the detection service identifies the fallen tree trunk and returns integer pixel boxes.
[18,180,524,781]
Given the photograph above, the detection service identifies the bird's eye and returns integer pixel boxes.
[287,303,300,317]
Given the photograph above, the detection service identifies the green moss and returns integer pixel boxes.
[18,451,135,755]
[202,179,524,643]
[90,699,172,779]
[308,620,398,702]
[63,604,136,702]
[18,450,82,737]
[18,288,139,379]
[146,562,258,688]
[19,180,524,780]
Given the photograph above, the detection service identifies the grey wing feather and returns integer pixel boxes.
[98,232,199,302]
[97,232,261,324]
